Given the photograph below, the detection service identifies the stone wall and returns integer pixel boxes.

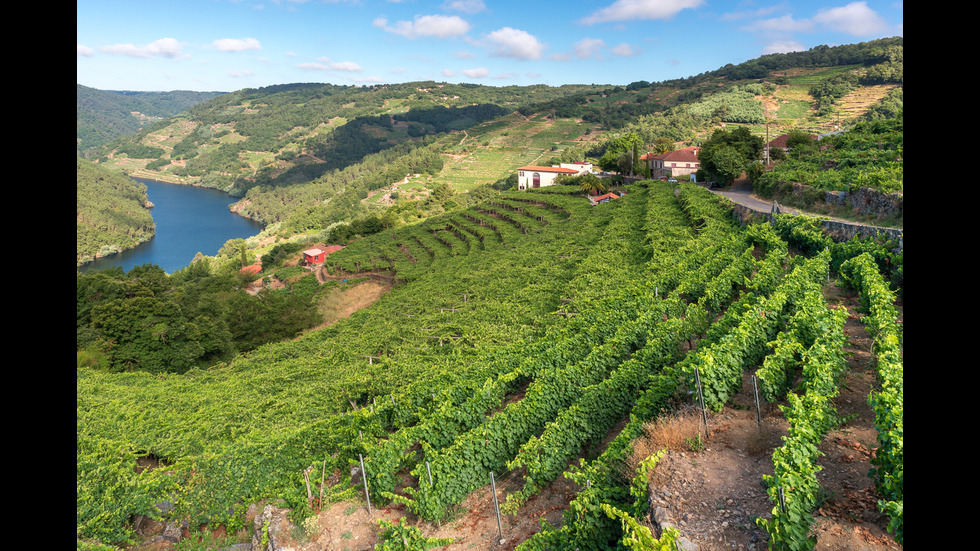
[822,185,903,221]
[728,200,903,250]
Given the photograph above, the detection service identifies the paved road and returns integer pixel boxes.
[705,178,797,216]
[702,179,903,249]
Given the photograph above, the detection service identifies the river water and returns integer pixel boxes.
[78,178,264,274]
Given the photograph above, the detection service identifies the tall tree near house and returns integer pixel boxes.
[698,127,764,184]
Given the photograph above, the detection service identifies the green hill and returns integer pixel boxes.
[76,84,226,152]
[76,157,155,265]
[83,38,901,234]
[77,37,903,551]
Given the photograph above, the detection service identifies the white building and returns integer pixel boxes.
[516,162,593,190]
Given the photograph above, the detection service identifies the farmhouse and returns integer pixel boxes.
[642,146,700,180]
[303,244,344,265]
[516,162,593,190]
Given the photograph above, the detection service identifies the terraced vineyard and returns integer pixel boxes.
[76,181,903,550]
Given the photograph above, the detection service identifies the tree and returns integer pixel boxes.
[697,127,764,184]
[577,173,608,194]
[598,132,643,172]
[651,137,674,155]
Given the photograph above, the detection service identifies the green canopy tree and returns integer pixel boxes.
[698,127,764,184]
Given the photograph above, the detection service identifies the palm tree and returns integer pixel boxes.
[578,173,608,195]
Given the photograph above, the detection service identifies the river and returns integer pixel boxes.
[78,178,264,274]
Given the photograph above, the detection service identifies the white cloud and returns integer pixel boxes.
[442,0,486,14]
[100,37,185,59]
[462,67,489,78]
[441,68,457,76]
[739,14,814,34]
[298,57,363,72]
[812,1,888,36]
[581,0,704,25]
[213,38,262,52]
[485,27,545,59]
[77,44,94,56]
[574,38,606,59]
[373,14,471,39]
[612,43,639,57]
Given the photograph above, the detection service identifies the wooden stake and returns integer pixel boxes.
[359,454,372,513]
[490,471,504,544]
[319,457,327,506]
[694,368,708,437]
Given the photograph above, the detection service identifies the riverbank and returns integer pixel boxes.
[77,177,265,274]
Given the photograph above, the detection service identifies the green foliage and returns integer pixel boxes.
[76,260,323,373]
[687,85,766,124]
[755,114,903,195]
[374,518,453,550]
[76,158,155,265]
[77,84,224,152]
[76,39,905,548]
[697,127,764,184]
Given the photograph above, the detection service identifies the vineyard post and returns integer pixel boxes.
[752,375,762,427]
[490,471,504,544]
[359,454,372,513]
[694,368,708,436]
[320,456,327,506]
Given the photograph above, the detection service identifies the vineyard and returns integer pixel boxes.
[76,181,903,550]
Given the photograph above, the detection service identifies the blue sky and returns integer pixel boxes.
[77,0,903,92]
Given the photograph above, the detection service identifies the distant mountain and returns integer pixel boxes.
[83,37,901,233]
[77,84,226,152]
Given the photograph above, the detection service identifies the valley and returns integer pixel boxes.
[77,37,903,551]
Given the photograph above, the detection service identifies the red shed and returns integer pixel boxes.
[303,248,327,264]
[303,244,344,264]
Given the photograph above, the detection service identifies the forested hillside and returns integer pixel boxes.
[76,84,225,152]
[80,38,901,240]
[76,158,155,265]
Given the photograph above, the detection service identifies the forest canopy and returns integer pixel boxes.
[76,158,156,265]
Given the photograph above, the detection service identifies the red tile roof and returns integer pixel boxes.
[767,134,817,149]
[593,192,621,201]
[644,146,700,163]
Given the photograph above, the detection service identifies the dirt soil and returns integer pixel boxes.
[282,282,902,551]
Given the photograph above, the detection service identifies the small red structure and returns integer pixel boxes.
[303,248,327,264]
[240,262,262,275]
[590,192,622,205]
[303,244,344,265]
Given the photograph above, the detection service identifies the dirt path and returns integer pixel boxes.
[634,282,902,551]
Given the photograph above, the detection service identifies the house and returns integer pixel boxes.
[589,192,622,205]
[642,146,700,180]
[303,248,327,264]
[516,162,593,190]
[303,244,344,265]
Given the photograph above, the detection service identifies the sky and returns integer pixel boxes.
[77,0,903,92]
